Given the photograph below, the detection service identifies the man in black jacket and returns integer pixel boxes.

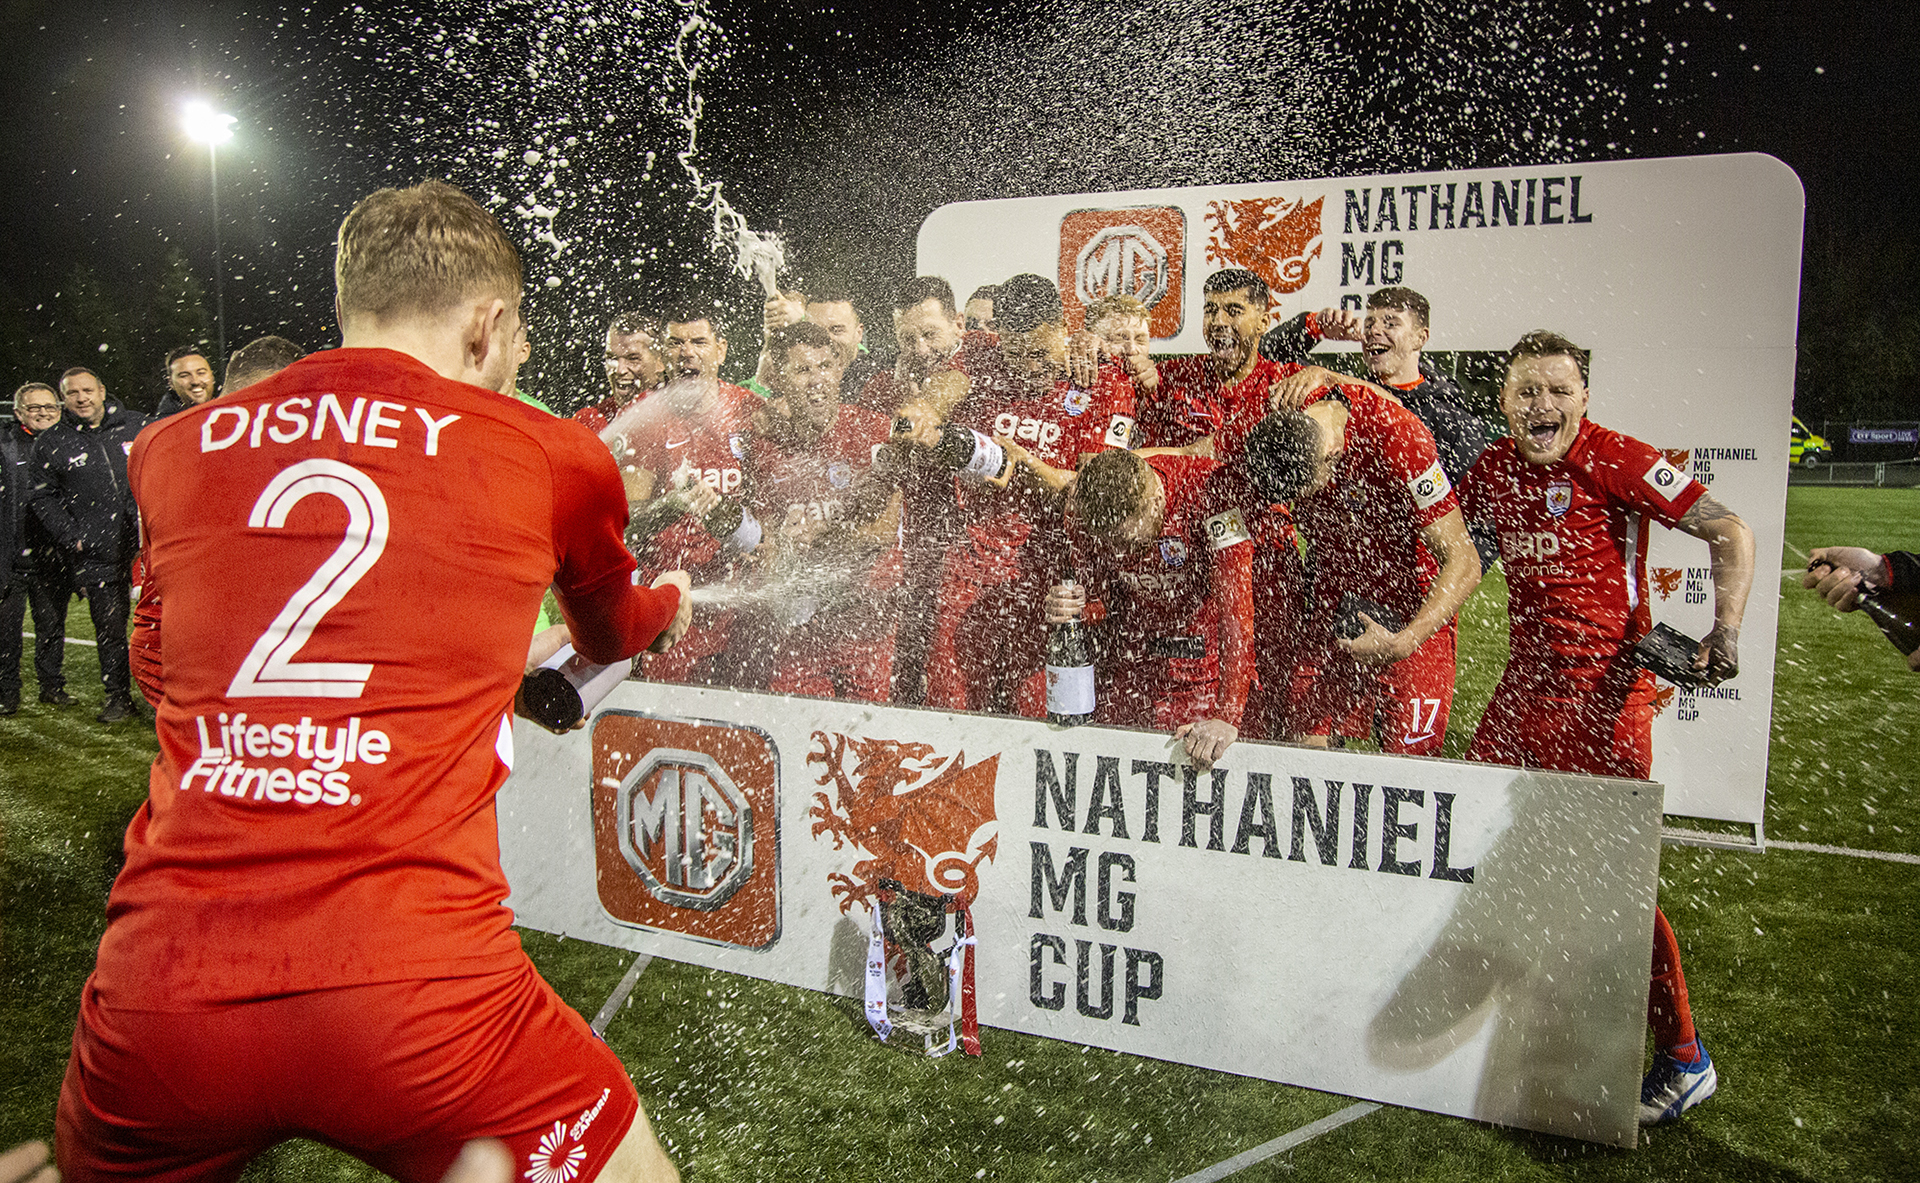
[29,367,148,721]
[153,346,218,417]
[2,382,75,713]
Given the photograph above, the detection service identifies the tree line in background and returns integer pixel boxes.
[0,248,212,415]
[0,227,1910,430]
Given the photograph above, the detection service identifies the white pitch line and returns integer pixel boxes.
[1169,1101,1381,1183]
[590,953,653,1036]
[21,632,96,648]
[1769,839,1920,865]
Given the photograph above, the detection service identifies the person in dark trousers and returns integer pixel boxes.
[28,367,148,722]
[2,383,76,712]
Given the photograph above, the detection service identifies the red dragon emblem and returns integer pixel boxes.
[1650,567,1684,601]
[1661,449,1692,472]
[807,732,1000,913]
[1204,196,1324,296]
[1650,683,1679,717]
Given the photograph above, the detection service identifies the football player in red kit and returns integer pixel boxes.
[575,311,666,433]
[605,306,764,687]
[1044,448,1259,768]
[1239,386,1481,756]
[743,322,901,702]
[915,273,1135,716]
[1458,329,1753,1126]
[57,181,690,1182]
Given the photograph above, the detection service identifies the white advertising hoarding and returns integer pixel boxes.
[916,152,1802,825]
[499,682,1665,1147]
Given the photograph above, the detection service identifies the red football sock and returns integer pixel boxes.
[1648,907,1700,1060]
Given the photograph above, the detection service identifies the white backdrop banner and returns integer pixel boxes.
[499,682,1666,1147]
[917,152,1802,825]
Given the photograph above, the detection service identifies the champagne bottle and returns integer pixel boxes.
[1856,586,1920,656]
[896,417,1009,483]
[1046,576,1096,726]
[517,644,629,733]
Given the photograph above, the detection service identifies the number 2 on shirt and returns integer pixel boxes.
[227,459,391,698]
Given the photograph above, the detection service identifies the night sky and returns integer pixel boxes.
[2,0,1914,408]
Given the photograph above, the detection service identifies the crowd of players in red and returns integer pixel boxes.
[581,266,1757,1127]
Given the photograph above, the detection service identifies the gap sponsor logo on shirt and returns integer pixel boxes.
[179,711,392,807]
[993,413,1065,450]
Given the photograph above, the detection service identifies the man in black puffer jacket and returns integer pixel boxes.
[28,367,148,722]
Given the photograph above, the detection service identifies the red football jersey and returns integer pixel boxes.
[948,363,1137,568]
[1292,386,1460,641]
[749,403,899,592]
[1137,354,1283,450]
[615,381,758,578]
[105,348,676,1007]
[1459,418,1706,689]
[1076,453,1258,725]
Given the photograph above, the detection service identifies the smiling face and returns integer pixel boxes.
[893,298,965,379]
[168,353,216,405]
[604,326,665,402]
[1090,313,1150,362]
[1502,352,1590,466]
[1201,286,1268,378]
[1360,306,1428,385]
[61,372,106,427]
[769,341,846,443]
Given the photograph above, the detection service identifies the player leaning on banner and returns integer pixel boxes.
[57,180,691,1182]
[1456,329,1754,1126]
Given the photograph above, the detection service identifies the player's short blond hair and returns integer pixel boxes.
[335,180,523,323]
[1072,448,1154,538]
[1082,294,1149,332]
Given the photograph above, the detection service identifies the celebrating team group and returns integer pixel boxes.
[50,179,1757,1183]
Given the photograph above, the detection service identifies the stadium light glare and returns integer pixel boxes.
[182,100,236,145]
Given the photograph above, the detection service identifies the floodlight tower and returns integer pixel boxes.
[182,101,237,365]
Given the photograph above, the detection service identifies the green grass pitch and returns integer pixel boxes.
[3,486,1915,1181]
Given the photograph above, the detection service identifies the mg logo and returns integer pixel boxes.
[1059,206,1186,340]
[615,748,753,910]
[592,712,780,949]
[1075,225,1170,308]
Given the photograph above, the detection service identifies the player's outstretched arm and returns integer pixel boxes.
[1339,508,1482,667]
[1676,493,1754,684]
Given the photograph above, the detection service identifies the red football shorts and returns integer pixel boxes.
[1288,622,1456,756]
[1466,667,1657,780]
[56,961,639,1183]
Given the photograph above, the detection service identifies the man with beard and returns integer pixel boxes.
[1,383,73,712]
[738,321,901,702]
[576,311,666,433]
[608,303,763,687]
[1458,329,1752,1126]
[917,273,1135,716]
[155,346,218,416]
[1130,269,1282,451]
[29,367,148,722]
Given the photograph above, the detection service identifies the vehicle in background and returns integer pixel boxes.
[1791,417,1831,466]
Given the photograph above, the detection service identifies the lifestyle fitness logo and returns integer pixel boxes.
[1058,206,1186,340]
[590,712,781,949]
[806,732,1000,913]
[1204,195,1325,299]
